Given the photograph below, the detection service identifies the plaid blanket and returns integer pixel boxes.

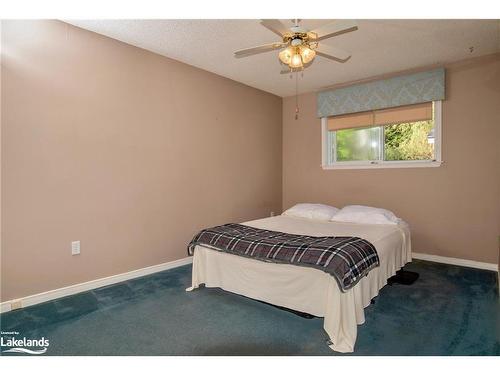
[188,223,379,292]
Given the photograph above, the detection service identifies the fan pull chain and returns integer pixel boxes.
[295,71,299,120]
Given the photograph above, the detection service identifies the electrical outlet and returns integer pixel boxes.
[71,240,80,255]
[270,211,275,217]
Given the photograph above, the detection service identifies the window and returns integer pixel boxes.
[322,101,442,169]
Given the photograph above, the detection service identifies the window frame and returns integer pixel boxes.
[321,101,442,170]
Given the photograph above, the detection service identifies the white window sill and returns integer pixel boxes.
[321,160,443,170]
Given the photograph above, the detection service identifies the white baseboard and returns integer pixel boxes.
[412,252,498,271]
[0,256,193,314]
[1,253,495,313]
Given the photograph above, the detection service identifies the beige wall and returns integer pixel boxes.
[0,20,282,302]
[283,54,500,264]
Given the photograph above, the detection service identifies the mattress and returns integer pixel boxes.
[186,215,412,353]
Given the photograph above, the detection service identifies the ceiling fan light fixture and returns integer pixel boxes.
[279,44,316,69]
[290,52,303,68]
[299,45,316,64]
[279,46,293,65]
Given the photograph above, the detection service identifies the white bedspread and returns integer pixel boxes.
[187,215,412,353]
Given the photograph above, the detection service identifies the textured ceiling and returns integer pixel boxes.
[66,19,500,97]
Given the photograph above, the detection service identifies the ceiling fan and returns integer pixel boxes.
[234,19,358,73]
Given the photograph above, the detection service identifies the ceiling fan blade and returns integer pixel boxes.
[309,20,358,41]
[316,45,352,62]
[234,42,285,58]
[260,19,289,37]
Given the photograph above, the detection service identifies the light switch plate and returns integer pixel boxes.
[71,240,80,255]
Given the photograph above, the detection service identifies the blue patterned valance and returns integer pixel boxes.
[317,68,445,118]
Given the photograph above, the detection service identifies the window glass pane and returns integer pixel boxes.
[384,119,435,161]
[335,126,381,162]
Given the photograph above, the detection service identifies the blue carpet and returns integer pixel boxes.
[1,260,498,355]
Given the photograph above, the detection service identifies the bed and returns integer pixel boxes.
[186,214,412,353]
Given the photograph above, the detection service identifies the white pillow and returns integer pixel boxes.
[282,203,339,221]
[331,205,400,225]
